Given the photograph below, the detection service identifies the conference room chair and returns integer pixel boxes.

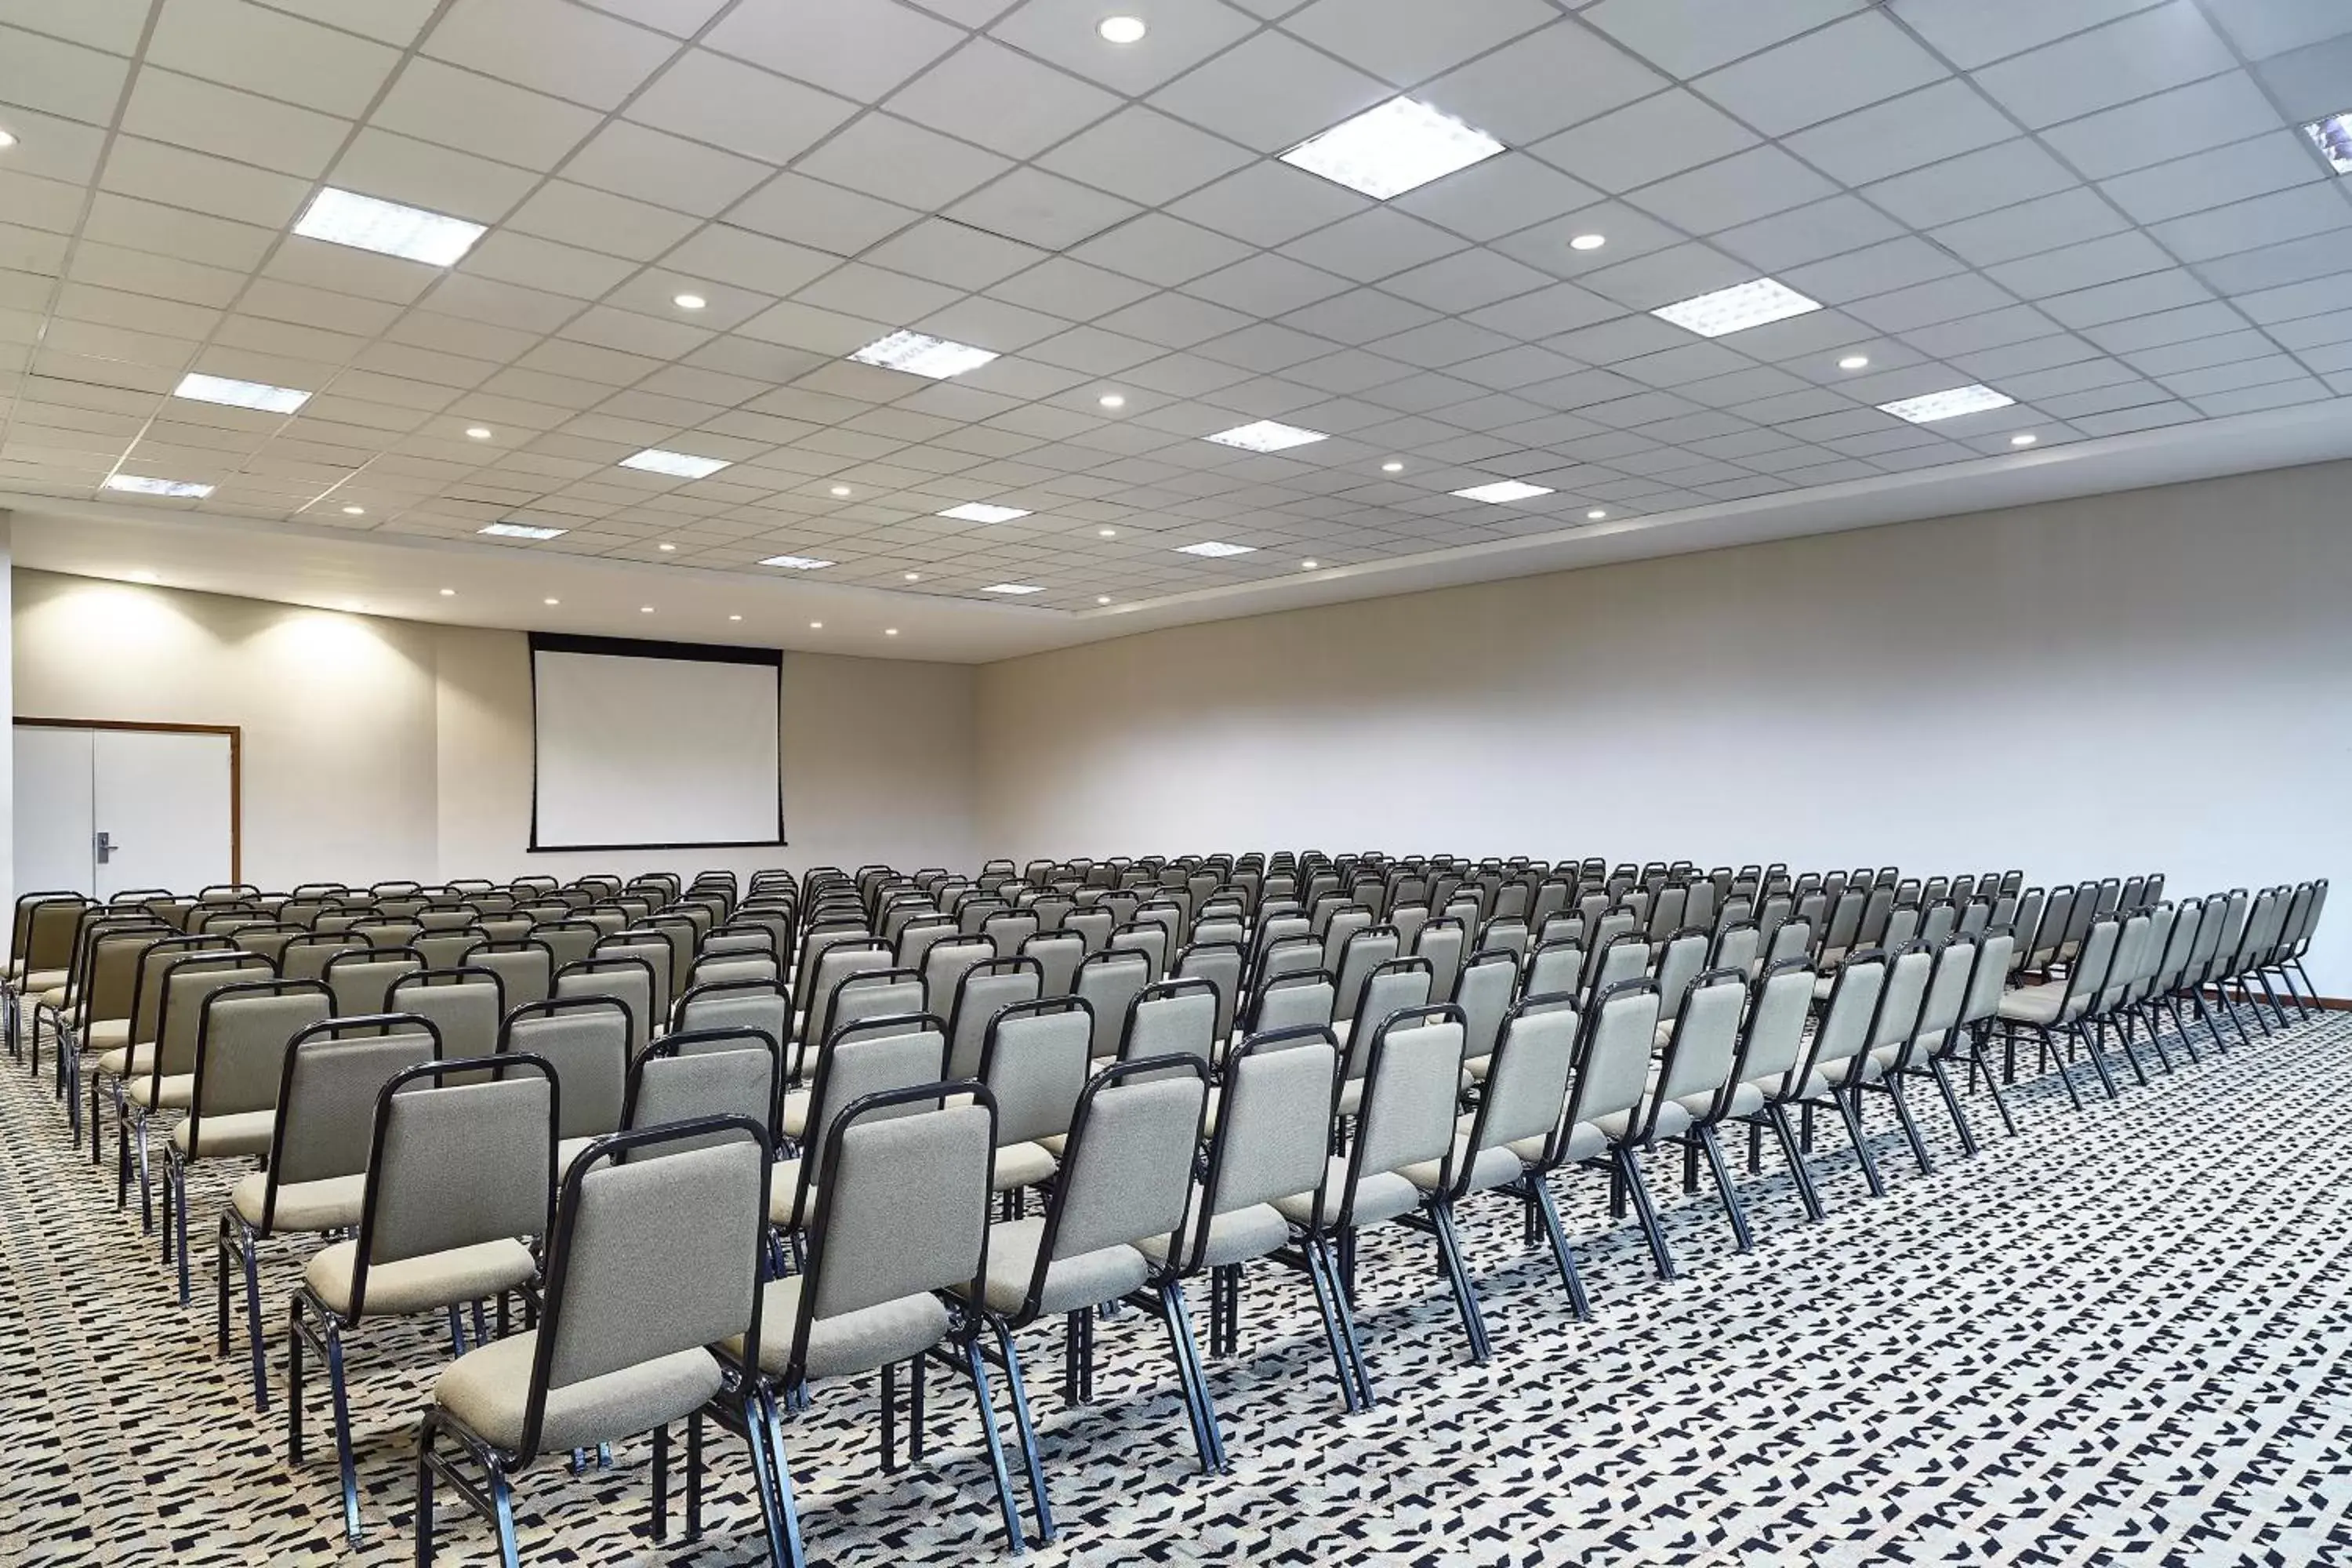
[1995,916,2124,1109]
[772,1013,950,1238]
[1621,969,1754,1265]
[220,1014,445,1409]
[976,996,1091,1207]
[596,931,676,1030]
[292,1054,555,1544]
[321,946,424,1017]
[1112,977,1220,1070]
[414,1117,774,1568]
[554,954,659,1055]
[1783,950,1902,1199]
[1247,969,1338,1039]
[1171,941,1245,1047]
[121,949,274,1233]
[500,996,631,1176]
[964,1055,1214,1541]
[919,934,996,1017]
[1854,935,1980,1174]
[672,975,791,1050]
[1014,930,1083,1000]
[47,919,164,1138]
[625,1029,785,1158]
[388,968,504,1062]
[1071,950,1150,1064]
[944,957,1044,1079]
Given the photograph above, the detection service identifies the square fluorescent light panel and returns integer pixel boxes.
[1203,420,1329,452]
[938,503,1031,523]
[1176,540,1256,557]
[1453,480,1553,503]
[2305,112,2352,175]
[479,521,568,539]
[292,187,486,265]
[983,583,1044,594]
[103,474,213,498]
[1282,97,1505,199]
[1878,385,2014,423]
[760,555,834,569]
[1652,278,1822,338]
[173,373,310,414]
[621,448,731,479]
[849,331,1000,379]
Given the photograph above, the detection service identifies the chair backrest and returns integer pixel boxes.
[521,1118,769,1463]
[78,926,165,1028]
[468,942,554,1010]
[1651,927,1711,1016]
[501,996,632,1141]
[1018,931,1086,997]
[128,936,234,1045]
[1345,1007,1467,1213]
[1249,970,1336,1036]
[263,1014,445,1203]
[1172,941,1244,1042]
[625,1027,783,1148]
[1119,976,1220,1068]
[945,957,1043,1079]
[920,935,997,1016]
[1588,929,1650,1004]
[1647,970,1747,1125]
[671,975,789,1043]
[1523,938,1583,1004]
[1188,1029,1340,1270]
[1460,1000,1578,1178]
[554,956,656,1053]
[1073,949,1151,1059]
[979,996,1094,1145]
[799,1014,952,1180]
[186,979,336,1131]
[387,968,503,1062]
[1409,917,1468,1003]
[1731,961,1817,1097]
[1809,952,1889,1073]
[536,923,605,974]
[345,1056,557,1320]
[2061,918,2123,1016]
[791,1084,995,1381]
[1450,949,1515,1065]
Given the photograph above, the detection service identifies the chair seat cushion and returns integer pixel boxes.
[172,1108,274,1159]
[18,968,67,996]
[1997,982,2068,1025]
[735,1276,949,1382]
[1401,1135,1523,1196]
[765,1158,808,1228]
[85,1018,131,1053]
[434,1334,721,1454]
[1272,1157,1419,1232]
[96,1044,157,1080]
[1136,1189,1292,1272]
[307,1237,537,1318]
[779,1087,810,1141]
[971,1215,1148,1318]
[1723,1081,1768,1120]
[990,1141,1057,1192]
[124,1073,194,1111]
[233,1171,366,1233]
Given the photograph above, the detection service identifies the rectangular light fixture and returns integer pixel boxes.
[983,583,1044,594]
[938,503,1031,523]
[103,474,212,499]
[621,448,731,479]
[479,521,568,540]
[1453,480,1553,503]
[292,187,486,266]
[1176,540,1255,557]
[1203,420,1329,452]
[1878,385,2015,423]
[2303,111,2352,175]
[173,372,310,414]
[1280,96,1505,200]
[759,554,834,570]
[1652,278,1822,338]
[849,330,1000,379]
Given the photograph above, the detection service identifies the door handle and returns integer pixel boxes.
[96,830,118,865]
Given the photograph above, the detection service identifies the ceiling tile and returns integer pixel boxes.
[2183,0,2351,60]
[1972,5,2237,129]
[1529,89,1759,194]
[2035,70,2282,181]
[1279,209,1466,284]
[506,180,702,263]
[371,58,602,173]
[1581,0,1866,79]
[1625,145,1838,233]
[1888,0,2165,70]
[1148,29,1392,154]
[1280,0,1556,88]
[119,67,350,180]
[795,113,1014,209]
[1417,20,1664,146]
[1864,140,2079,229]
[148,0,397,117]
[985,0,1259,94]
[946,167,1143,249]
[1183,252,1352,315]
[2150,186,2352,266]
[1389,154,1600,244]
[423,0,677,111]
[2100,132,2325,226]
[564,122,772,220]
[662,224,840,296]
[0,23,132,124]
[626,49,858,165]
[1929,188,2132,268]
[864,219,1051,290]
[1693,11,1947,137]
[704,0,965,100]
[99,137,313,230]
[1984,230,2172,299]
[1380,248,1552,314]
[1033,106,1258,209]
[1783,80,2016,189]
[886,38,1122,160]
[1069,214,1254,286]
[1167,162,1372,249]
[329,127,539,227]
[1780,236,1966,305]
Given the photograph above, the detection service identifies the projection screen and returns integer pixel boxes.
[528,633,784,851]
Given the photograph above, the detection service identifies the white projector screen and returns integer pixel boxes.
[529,633,784,851]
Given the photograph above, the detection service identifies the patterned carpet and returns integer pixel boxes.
[3,1010,2348,1568]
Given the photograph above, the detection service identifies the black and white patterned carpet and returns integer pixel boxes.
[4,1010,2348,1567]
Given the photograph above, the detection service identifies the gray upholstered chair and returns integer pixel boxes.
[1785,949,1903,1197]
[1717,961,1828,1221]
[389,968,504,1062]
[1542,978,1669,1279]
[322,946,425,1016]
[945,957,1043,1080]
[500,996,631,1177]
[121,949,274,1235]
[1072,949,1149,1063]
[554,953,656,1054]
[1995,916,2122,1110]
[772,1014,950,1235]
[292,1054,555,1544]
[978,996,1092,1203]
[415,1116,775,1566]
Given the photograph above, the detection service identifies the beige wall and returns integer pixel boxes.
[976,461,2352,989]
[13,570,978,887]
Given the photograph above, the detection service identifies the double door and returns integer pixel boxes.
[13,722,236,898]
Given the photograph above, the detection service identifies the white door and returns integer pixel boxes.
[93,730,233,898]
[10,724,235,898]
[14,726,96,894]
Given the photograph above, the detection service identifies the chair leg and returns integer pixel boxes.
[1526,1178,1592,1320]
[1159,1279,1225,1474]
[1763,1106,1826,1221]
[2076,1022,2121,1099]
[2038,1026,2083,1110]
[1318,1235,1377,1410]
[1692,1125,1753,1252]
[488,1462,522,1568]
[1427,1203,1491,1365]
[1882,1082,1935,1176]
[2107,1016,2151,1087]
[1831,1091,1886,1198]
[1925,1058,1980,1157]
[238,1221,270,1411]
[1299,1237,1362,1413]
[415,1410,439,1568]
[166,1149,193,1302]
[957,1341,1025,1555]
[752,1390,810,1568]
[989,1318,1057,1544]
[1613,1146,1675,1280]
[684,1410,704,1542]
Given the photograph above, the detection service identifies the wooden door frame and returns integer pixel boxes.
[13,717,243,882]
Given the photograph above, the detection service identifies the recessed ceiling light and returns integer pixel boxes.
[621,448,731,479]
[1838,354,1871,372]
[1300,559,1319,570]
[2010,433,2038,447]
[657,542,677,551]
[480,521,567,540]
[1568,233,1606,252]
[848,330,998,379]
[103,474,213,498]
[1879,385,2014,423]
[1098,528,1117,538]
[0,129,16,151]
[1381,460,1404,473]
[1177,540,1255,557]
[1098,393,1126,408]
[439,588,456,597]
[641,606,654,614]
[1454,480,1553,504]
[173,372,310,413]
[1587,509,1608,521]
[2302,111,2352,175]
[1098,15,1146,43]
[1653,278,1822,338]
[760,555,835,570]
[465,426,492,440]
[829,485,853,498]
[984,583,1044,594]
[673,292,707,310]
[730,614,742,621]
[292,187,485,266]
[341,505,365,516]
[810,622,823,630]
[543,597,560,605]
[904,572,922,581]
[938,502,1030,523]
[1097,595,1112,604]
[1280,96,1505,200]
[1203,419,1327,452]
[885,628,898,636]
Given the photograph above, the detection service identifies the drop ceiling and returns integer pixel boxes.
[2,0,2351,660]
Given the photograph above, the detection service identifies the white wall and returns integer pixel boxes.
[976,461,2352,991]
[13,571,978,888]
